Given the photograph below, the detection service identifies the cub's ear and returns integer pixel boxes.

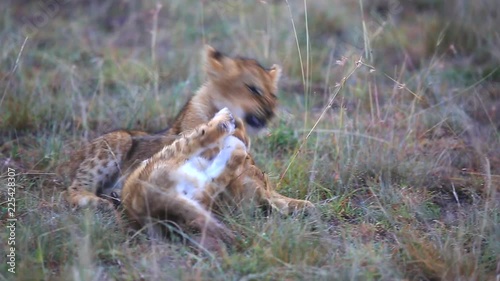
[205,45,224,71]
[269,64,282,88]
[204,45,237,79]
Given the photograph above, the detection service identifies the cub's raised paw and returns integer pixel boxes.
[213,107,235,135]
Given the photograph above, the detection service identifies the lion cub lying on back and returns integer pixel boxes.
[66,45,313,216]
[65,45,280,208]
[122,108,245,245]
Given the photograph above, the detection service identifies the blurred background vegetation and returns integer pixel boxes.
[0,0,499,280]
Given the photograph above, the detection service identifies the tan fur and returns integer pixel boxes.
[168,46,280,136]
[64,45,313,220]
[122,108,246,246]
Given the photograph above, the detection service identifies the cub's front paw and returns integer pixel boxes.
[213,107,235,135]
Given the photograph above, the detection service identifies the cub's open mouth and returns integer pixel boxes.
[245,114,267,128]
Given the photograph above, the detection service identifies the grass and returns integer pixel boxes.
[1,0,499,280]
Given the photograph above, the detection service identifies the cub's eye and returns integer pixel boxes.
[245,84,262,96]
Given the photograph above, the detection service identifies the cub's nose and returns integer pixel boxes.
[245,114,266,128]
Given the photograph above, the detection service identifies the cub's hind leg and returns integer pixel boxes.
[122,108,239,248]
[67,130,134,208]
[133,187,235,251]
[171,136,247,248]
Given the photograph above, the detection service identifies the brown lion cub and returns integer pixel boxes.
[122,108,244,245]
[65,45,313,215]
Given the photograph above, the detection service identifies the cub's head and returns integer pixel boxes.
[204,45,281,135]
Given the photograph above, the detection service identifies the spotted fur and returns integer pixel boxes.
[64,45,313,222]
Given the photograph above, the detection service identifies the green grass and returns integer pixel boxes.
[1,0,499,280]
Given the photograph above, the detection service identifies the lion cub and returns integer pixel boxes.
[122,108,245,245]
[65,45,280,208]
[65,45,313,215]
